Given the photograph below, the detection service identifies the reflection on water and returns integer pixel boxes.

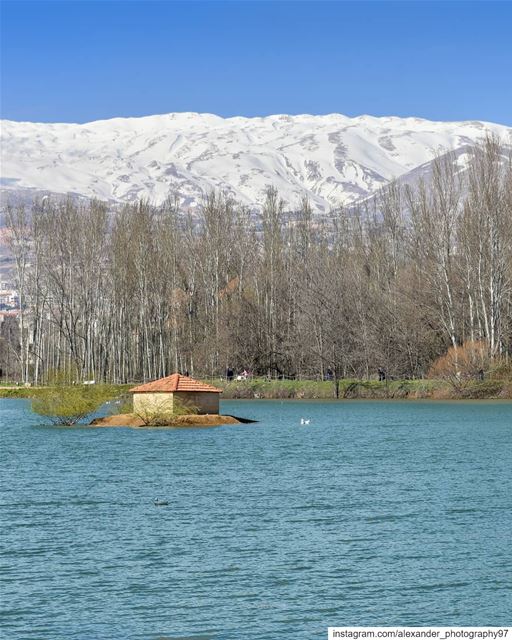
[1,399,511,639]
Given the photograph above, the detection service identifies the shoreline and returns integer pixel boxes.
[222,397,512,403]
[1,377,511,401]
[216,378,512,401]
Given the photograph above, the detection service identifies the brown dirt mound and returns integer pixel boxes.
[89,413,241,428]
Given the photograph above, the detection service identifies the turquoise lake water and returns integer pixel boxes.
[1,399,511,639]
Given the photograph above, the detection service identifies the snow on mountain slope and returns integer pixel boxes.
[1,112,510,211]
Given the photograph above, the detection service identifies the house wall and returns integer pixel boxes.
[133,392,174,415]
[132,391,220,415]
[173,391,220,414]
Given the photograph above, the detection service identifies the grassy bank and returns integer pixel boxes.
[0,384,132,399]
[1,379,511,401]
[216,377,512,400]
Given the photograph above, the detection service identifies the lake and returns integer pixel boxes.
[1,399,511,639]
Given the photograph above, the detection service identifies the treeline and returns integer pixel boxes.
[3,136,512,386]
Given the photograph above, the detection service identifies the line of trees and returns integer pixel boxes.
[2,136,511,387]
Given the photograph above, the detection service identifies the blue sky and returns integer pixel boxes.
[1,0,511,125]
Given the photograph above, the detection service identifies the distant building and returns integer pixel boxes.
[0,289,19,309]
[129,373,222,415]
[0,309,20,324]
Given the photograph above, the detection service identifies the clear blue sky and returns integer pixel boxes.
[1,0,511,125]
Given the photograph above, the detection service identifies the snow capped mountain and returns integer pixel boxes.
[1,112,510,211]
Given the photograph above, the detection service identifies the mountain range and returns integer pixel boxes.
[1,112,511,211]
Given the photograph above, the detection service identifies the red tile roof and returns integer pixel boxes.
[129,373,222,394]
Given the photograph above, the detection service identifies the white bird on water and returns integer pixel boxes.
[300,418,310,425]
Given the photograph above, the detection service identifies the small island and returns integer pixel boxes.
[90,373,244,427]
[89,413,241,428]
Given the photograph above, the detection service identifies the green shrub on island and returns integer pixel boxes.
[31,383,119,425]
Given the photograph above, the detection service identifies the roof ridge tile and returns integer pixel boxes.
[130,373,222,394]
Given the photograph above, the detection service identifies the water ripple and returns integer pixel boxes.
[0,398,511,639]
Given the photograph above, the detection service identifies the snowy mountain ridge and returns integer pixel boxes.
[1,112,510,211]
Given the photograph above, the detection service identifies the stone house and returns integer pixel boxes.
[129,373,222,415]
